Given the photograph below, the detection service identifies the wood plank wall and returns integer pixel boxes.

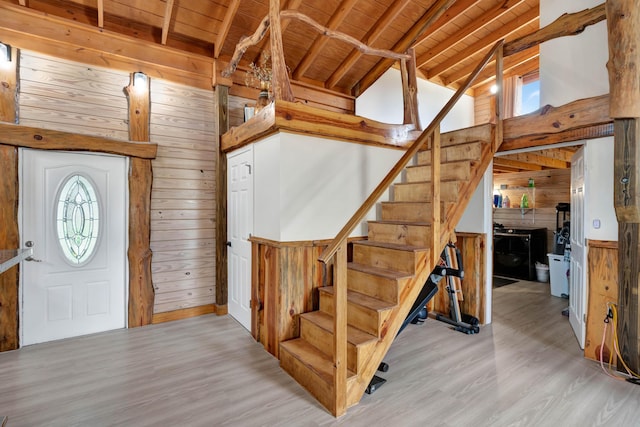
[493,169,571,252]
[18,51,218,316]
[149,80,217,313]
[585,240,618,363]
[229,94,254,128]
[19,52,129,139]
[475,91,494,125]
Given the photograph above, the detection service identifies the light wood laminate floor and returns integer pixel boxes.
[1,280,639,426]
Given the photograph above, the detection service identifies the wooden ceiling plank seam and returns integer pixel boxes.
[326,0,412,89]
[444,45,539,87]
[500,152,570,169]
[354,0,457,96]
[161,0,175,45]
[427,5,539,79]
[291,0,359,80]
[97,0,104,28]
[416,0,527,68]
[413,0,482,48]
[214,0,241,58]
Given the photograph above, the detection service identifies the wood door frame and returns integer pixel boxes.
[0,124,157,351]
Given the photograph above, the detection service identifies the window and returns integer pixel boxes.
[520,77,540,115]
[56,174,100,265]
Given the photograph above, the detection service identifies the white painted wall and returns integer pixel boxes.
[356,68,475,132]
[540,0,617,241]
[252,132,403,242]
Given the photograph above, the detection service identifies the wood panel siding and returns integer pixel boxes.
[585,240,618,363]
[19,52,130,140]
[149,80,217,314]
[493,169,571,252]
[228,93,254,129]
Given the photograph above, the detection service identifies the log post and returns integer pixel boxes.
[124,72,154,327]
[401,48,422,131]
[0,44,19,351]
[216,84,229,314]
[606,0,640,372]
[269,0,294,102]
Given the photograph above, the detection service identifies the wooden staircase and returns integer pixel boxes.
[279,41,503,416]
[280,131,495,414]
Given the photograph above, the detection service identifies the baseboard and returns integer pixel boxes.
[151,304,218,324]
[215,304,228,315]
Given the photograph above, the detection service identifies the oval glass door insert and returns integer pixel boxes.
[56,174,100,265]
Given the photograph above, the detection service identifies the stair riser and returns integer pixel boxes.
[417,142,483,165]
[300,317,362,373]
[319,291,391,338]
[405,164,471,182]
[280,348,336,413]
[393,182,459,202]
[368,222,431,247]
[380,203,447,223]
[347,268,400,304]
[352,243,421,274]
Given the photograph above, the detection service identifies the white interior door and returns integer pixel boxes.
[21,149,127,346]
[227,147,254,331]
[570,147,586,349]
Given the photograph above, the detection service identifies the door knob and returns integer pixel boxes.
[226,241,232,247]
[25,240,34,247]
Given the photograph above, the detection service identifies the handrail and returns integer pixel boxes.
[318,40,504,264]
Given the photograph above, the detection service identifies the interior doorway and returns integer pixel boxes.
[20,149,128,346]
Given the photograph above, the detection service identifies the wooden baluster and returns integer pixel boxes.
[332,241,347,416]
[430,125,441,266]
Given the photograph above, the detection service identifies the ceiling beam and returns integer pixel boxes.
[444,45,538,87]
[493,157,543,171]
[161,0,175,45]
[326,0,411,89]
[292,0,358,80]
[18,0,27,6]
[97,0,104,28]
[530,148,575,162]
[412,0,482,48]
[416,0,527,68]
[499,152,570,169]
[354,0,456,97]
[427,6,538,80]
[214,0,240,58]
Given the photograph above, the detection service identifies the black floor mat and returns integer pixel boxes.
[493,276,518,288]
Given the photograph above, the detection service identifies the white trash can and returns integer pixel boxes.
[547,253,569,297]
[535,262,549,282]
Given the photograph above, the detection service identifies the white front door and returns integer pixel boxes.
[570,147,586,349]
[227,147,253,331]
[20,149,127,346]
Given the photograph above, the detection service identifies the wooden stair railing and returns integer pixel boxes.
[317,40,504,417]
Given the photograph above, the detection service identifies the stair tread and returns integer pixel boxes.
[352,240,427,252]
[368,219,431,226]
[319,286,397,312]
[301,311,378,346]
[347,262,413,280]
[280,339,356,385]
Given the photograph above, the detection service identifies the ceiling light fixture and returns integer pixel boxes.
[132,71,148,93]
[0,42,12,63]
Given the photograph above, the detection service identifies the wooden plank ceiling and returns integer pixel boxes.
[4,0,561,172]
[5,0,539,97]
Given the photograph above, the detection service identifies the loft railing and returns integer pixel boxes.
[317,40,504,416]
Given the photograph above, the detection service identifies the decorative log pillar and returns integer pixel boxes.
[216,84,229,314]
[269,0,294,102]
[606,0,640,372]
[124,72,154,327]
[401,48,422,131]
[0,44,19,351]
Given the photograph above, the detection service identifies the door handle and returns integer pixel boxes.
[226,241,232,247]
[25,256,43,263]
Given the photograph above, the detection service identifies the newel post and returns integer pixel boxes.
[606,0,640,373]
[332,241,347,417]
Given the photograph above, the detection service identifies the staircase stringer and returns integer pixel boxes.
[347,132,497,406]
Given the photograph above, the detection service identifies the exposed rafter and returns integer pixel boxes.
[326,0,412,89]
[215,0,241,58]
[97,0,104,28]
[428,6,538,80]
[416,0,527,68]
[412,0,482,48]
[161,0,175,45]
[292,0,358,80]
[355,0,457,96]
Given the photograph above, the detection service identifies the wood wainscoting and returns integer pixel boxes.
[250,232,487,358]
[585,240,618,363]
